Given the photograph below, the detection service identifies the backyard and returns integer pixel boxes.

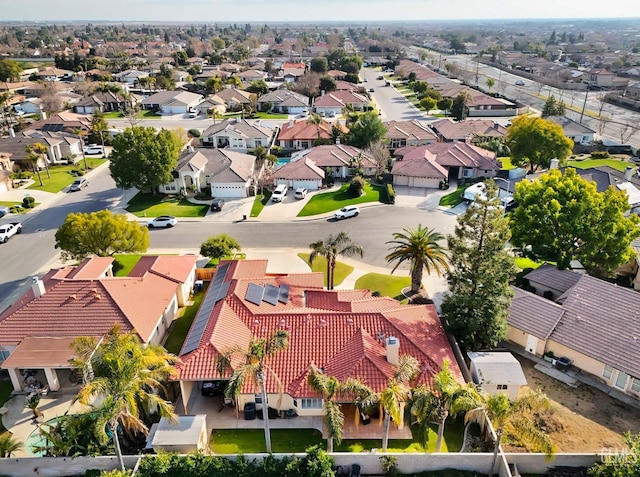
[163,285,207,355]
[297,182,387,217]
[27,159,108,194]
[126,192,209,217]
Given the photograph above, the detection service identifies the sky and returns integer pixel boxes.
[3,0,640,22]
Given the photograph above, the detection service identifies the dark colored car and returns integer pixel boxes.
[210,198,225,211]
[244,402,256,420]
[201,380,224,396]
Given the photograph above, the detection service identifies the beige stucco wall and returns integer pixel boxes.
[506,327,545,356]
[236,392,324,417]
[527,280,563,299]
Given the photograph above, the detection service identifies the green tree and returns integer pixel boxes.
[420,96,437,113]
[31,142,51,179]
[246,79,269,96]
[55,210,149,261]
[505,115,573,172]
[486,78,495,91]
[310,57,329,74]
[451,92,471,121]
[385,225,449,293]
[204,76,224,94]
[410,359,483,452]
[437,97,453,115]
[216,330,289,454]
[510,168,640,275]
[0,433,23,458]
[589,432,640,477]
[72,326,178,470]
[199,234,241,262]
[0,58,22,82]
[441,183,517,351]
[109,127,181,194]
[319,75,337,93]
[23,145,43,187]
[90,111,109,149]
[345,111,387,149]
[541,95,566,117]
[309,232,364,290]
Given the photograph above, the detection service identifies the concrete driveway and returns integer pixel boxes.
[393,185,450,210]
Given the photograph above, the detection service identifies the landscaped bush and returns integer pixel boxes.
[386,183,396,204]
[591,150,610,159]
[348,176,365,197]
[10,171,32,180]
[22,196,35,208]
[187,128,201,138]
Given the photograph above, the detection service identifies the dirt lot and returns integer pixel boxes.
[508,355,640,452]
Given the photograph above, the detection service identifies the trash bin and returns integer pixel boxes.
[243,214,247,220]
[194,280,203,292]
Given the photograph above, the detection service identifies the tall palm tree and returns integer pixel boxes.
[465,390,555,476]
[307,113,324,139]
[24,145,43,187]
[73,128,88,170]
[71,326,179,470]
[0,433,23,457]
[409,359,484,453]
[31,142,51,179]
[385,225,449,293]
[309,232,364,290]
[216,330,289,454]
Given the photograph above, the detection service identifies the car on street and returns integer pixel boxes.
[201,380,225,396]
[83,145,104,155]
[515,80,526,86]
[210,198,225,211]
[0,222,22,243]
[146,215,178,228]
[369,88,375,92]
[188,109,200,118]
[334,205,360,220]
[0,205,10,218]
[271,184,288,202]
[69,177,89,191]
[376,75,384,80]
[294,187,308,199]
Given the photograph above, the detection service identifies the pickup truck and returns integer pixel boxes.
[0,222,22,243]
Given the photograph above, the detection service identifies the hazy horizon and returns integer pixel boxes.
[4,0,640,23]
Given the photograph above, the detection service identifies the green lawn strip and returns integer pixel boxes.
[126,192,208,217]
[26,159,108,194]
[140,110,161,118]
[297,253,353,287]
[438,183,467,207]
[0,201,38,213]
[103,111,123,119]
[567,158,631,172]
[514,257,555,270]
[354,273,411,302]
[112,254,143,276]
[210,429,324,454]
[250,190,272,217]
[164,284,208,355]
[499,157,516,170]
[253,112,289,119]
[297,183,386,217]
[204,252,246,268]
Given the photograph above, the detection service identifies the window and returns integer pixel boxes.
[497,384,509,390]
[0,349,10,363]
[255,140,262,147]
[462,168,474,178]
[603,364,613,379]
[300,398,323,409]
[254,395,263,404]
[632,379,640,393]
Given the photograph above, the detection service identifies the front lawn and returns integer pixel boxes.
[297,182,387,217]
[27,159,107,193]
[126,192,209,217]
[0,201,36,214]
[250,190,272,217]
[499,157,516,170]
[253,112,289,119]
[164,284,208,355]
[211,429,324,454]
[567,158,631,172]
[439,183,467,207]
[113,254,143,276]
[354,273,411,302]
[297,253,353,287]
[103,110,161,119]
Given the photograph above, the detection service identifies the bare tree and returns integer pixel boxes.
[620,122,640,144]
[294,71,320,98]
[366,140,391,178]
[596,92,608,116]
[595,113,611,137]
[119,94,142,127]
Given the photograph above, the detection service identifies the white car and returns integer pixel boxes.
[83,145,104,155]
[334,205,360,220]
[294,187,308,199]
[146,215,178,228]
[271,184,288,202]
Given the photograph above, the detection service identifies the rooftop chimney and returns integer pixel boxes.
[385,336,399,366]
[289,119,294,128]
[625,166,634,181]
[32,276,45,298]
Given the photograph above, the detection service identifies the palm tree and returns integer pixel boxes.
[73,128,88,170]
[32,142,51,179]
[465,390,555,476]
[24,145,43,187]
[309,232,364,290]
[385,225,449,293]
[216,330,289,454]
[0,433,23,457]
[71,326,179,470]
[307,113,324,139]
[409,359,484,453]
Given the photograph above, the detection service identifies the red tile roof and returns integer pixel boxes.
[66,257,114,279]
[176,260,462,396]
[278,119,335,141]
[129,255,198,284]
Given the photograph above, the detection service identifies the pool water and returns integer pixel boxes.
[276,158,291,167]
[26,416,64,456]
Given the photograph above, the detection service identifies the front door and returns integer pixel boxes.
[526,335,538,354]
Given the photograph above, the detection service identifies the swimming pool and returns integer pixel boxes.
[26,416,64,456]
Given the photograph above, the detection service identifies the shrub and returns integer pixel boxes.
[348,176,365,197]
[381,455,399,477]
[439,179,449,190]
[22,196,35,208]
[187,128,201,138]
[386,183,396,204]
[591,150,610,159]
[371,291,382,297]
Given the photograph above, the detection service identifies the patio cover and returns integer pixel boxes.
[1,337,77,369]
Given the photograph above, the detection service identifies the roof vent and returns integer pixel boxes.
[94,294,101,300]
[69,294,77,300]
[346,317,354,326]
[279,319,286,328]
[318,318,327,327]
[253,318,260,326]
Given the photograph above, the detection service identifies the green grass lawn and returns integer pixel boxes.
[250,190,272,217]
[126,192,209,217]
[354,273,411,302]
[297,183,387,217]
[439,183,467,207]
[164,284,208,355]
[499,157,516,170]
[567,158,631,172]
[27,159,107,193]
[113,254,143,276]
[253,112,289,119]
[103,110,161,119]
[297,253,353,287]
[0,201,37,214]
[204,252,246,268]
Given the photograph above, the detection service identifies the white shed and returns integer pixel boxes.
[468,351,527,401]
[149,414,209,454]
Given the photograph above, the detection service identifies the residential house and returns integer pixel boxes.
[313,90,369,116]
[429,119,507,142]
[392,142,500,188]
[29,111,92,134]
[73,91,136,114]
[174,259,463,427]
[141,90,204,115]
[522,263,582,300]
[587,68,615,88]
[34,66,75,82]
[276,118,345,152]
[159,148,257,198]
[290,144,376,179]
[507,271,640,401]
[257,90,309,114]
[13,98,44,116]
[546,115,595,145]
[238,70,268,83]
[19,130,83,163]
[210,87,254,112]
[326,70,348,80]
[0,255,198,393]
[114,69,150,85]
[384,120,438,150]
[0,135,72,168]
[197,96,226,116]
[468,351,527,401]
[201,118,274,153]
[394,60,439,82]
[272,157,325,191]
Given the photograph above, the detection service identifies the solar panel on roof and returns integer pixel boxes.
[216,281,231,303]
[245,283,264,305]
[278,285,290,304]
[263,284,279,306]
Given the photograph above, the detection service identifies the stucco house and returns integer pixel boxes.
[201,118,274,153]
[0,133,82,168]
[313,90,369,116]
[140,90,204,115]
[113,69,150,85]
[272,157,325,191]
[290,144,376,179]
[257,90,309,114]
[468,351,527,401]
[384,120,438,150]
[73,91,136,114]
[0,255,198,394]
[429,119,507,143]
[546,116,595,145]
[210,87,254,111]
[159,148,258,198]
[276,118,345,152]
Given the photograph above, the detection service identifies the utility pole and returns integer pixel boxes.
[579,86,589,124]
[475,57,480,86]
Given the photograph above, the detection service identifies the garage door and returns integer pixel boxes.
[292,180,321,191]
[411,177,440,188]
[393,176,409,186]
[211,184,247,198]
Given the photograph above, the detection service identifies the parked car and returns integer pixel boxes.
[0,222,22,243]
[201,380,224,396]
[294,187,308,199]
[271,184,288,202]
[327,111,336,118]
[83,144,104,155]
[0,205,10,218]
[244,402,256,420]
[69,177,88,191]
[376,75,384,80]
[515,80,526,86]
[210,198,225,211]
[146,215,178,228]
[188,109,200,118]
[369,88,375,93]
[334,205,360,220]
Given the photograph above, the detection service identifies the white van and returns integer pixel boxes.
[271,184,288,202]
[462,182,487,203]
